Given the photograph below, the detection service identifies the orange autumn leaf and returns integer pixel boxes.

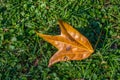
[36,20,94,67]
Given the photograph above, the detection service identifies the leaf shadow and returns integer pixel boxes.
[76,18,106,50]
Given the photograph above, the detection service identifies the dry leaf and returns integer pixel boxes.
[36,20,94,67]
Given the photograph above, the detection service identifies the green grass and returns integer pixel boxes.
[0,0,120,80]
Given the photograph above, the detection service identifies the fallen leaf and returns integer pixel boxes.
[36,20,94,67]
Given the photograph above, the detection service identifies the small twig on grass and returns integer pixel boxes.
[94,30,103,50]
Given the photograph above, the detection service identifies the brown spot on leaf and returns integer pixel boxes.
[66,46,71,51]
[63,56,68,61]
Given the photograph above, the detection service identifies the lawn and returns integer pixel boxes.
[0,0,120,80]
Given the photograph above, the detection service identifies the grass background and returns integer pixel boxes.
[0,0,120,80]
